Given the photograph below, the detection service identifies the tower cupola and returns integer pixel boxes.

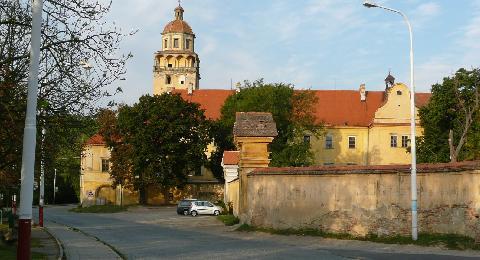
[175,4,184,20]
[153,2,201,95]
[385,71,395,89]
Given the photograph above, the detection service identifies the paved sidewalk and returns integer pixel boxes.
[45,220,122,260]
[31,227,60,260]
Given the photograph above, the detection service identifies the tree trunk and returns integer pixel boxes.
[139,186,147,205]
[449,129,457,163]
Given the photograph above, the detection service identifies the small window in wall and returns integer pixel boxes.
[390,135,398,147]
[174,38,179,48]
[168,64,173,68]
[101,159,109,172]
[397,90,402,95]
[179,75,186,85]
[348,136,356,149]
[186,39,191,49]
[164,39,168,48]
[303,135,311,144]
[402,135,409,148]
[325,135,333,149]
[166,75,171,84]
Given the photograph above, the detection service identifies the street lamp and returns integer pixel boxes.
[363,0,418,241]
[18,0,43,258]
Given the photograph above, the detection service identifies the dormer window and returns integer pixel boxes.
[397,90,402,95]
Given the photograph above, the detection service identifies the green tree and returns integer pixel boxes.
[101,94,212,204]
[0,0,130,200]
[209,80,322,179]
[418,68,480,163]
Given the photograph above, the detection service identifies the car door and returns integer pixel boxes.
[196,201,207,214]
[205,201,215,214]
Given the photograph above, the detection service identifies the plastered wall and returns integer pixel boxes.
[245,163,480,238]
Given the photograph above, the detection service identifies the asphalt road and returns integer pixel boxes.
[42,205,480,260]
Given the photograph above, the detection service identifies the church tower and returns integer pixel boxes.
[153,3,200,95]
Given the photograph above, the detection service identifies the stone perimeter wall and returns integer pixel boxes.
[245,162,480,238]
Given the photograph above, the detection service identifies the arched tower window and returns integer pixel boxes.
[166,75,171,85]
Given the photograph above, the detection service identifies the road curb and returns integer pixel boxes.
[43,226,65,260]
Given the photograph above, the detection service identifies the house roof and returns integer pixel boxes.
[223,151,240,165]
[233,112,278,137]
[174,89,234,120]
[86,134,106,145]
[173,88,431,127]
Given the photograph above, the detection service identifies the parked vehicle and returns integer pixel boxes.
[189,200,222,217]
[177,199,197,215]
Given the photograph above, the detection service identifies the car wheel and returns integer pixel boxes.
[213,210,220,216]
[191,210,198,217]
[183,210,189,216]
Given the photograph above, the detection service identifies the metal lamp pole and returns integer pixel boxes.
[17,0,43,259]
[363,0,417,240]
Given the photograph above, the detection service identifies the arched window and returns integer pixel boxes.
[166,75,171,85]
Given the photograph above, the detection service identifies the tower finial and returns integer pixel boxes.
[178,0,181,6]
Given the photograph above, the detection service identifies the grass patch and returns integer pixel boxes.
[236,225,480,251]
[0,240,49,260]
[217,215,240,226]
[69,205,128,213]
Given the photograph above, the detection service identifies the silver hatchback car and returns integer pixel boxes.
[189,200,223,216]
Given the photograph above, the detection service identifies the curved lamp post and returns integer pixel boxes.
[363,0,417,241]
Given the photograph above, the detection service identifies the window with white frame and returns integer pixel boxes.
[325,135,333,149]
[390,135,398,148]
[348,136,356,149]
[101,159,109,172]
[402,135,409,148]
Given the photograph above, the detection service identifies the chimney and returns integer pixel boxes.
[359,84,366,102]
[187,83,193,95]
[235,82,241,93]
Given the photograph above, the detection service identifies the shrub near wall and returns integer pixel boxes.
[245,162,480,238]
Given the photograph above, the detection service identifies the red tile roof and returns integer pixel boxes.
[223,151,240,165]
[86,134,106,145]
[252,160,480,175]
[174,89,234,120]
[174,89,431,126]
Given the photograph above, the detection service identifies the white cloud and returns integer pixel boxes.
[411,2,441,29]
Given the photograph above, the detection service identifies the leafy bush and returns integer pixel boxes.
[217,215,240,226]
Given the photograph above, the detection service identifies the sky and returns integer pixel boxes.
[103,0,480,105]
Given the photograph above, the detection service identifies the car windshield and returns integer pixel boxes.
[179,201,191,206]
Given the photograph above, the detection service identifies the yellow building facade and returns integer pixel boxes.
[311,83,425,166]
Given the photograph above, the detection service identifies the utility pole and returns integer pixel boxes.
[39,128,46,227]
[17,0,43,259]
[53,169,57,204]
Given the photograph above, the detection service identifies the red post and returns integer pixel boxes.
[38,206,43,227]
[17,219,32,260]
